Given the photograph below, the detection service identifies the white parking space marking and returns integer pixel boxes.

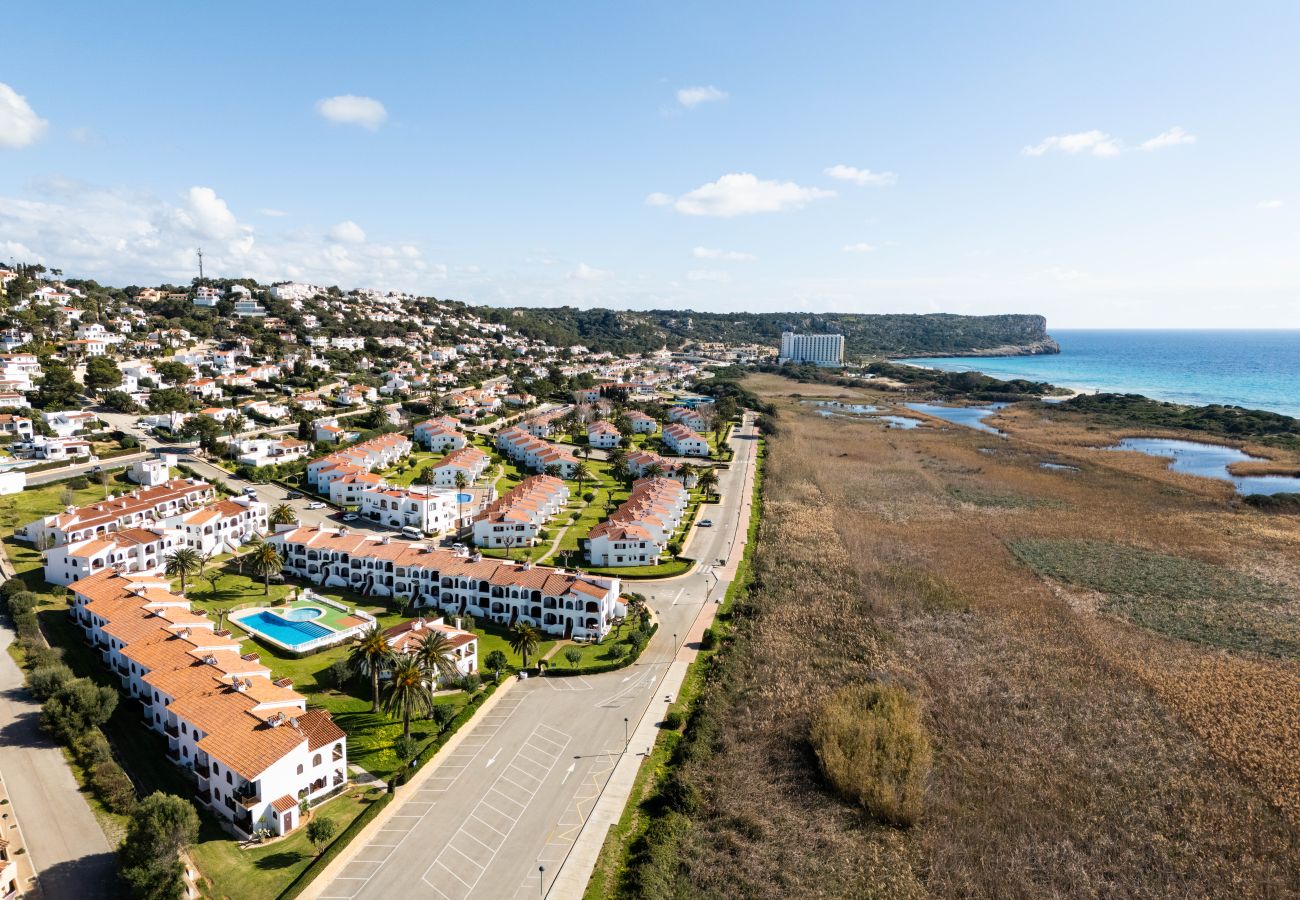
[545,676,592,691]
[420,724,571,899]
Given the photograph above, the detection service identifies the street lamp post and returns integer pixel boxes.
[538,864,545,898]
[624,716,629,751]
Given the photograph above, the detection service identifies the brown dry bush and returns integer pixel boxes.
[811,682,932,827]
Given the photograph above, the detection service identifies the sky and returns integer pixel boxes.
[2,1,1299,328]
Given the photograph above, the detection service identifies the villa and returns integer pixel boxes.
[414,416,467,452]
[586,477,687,567]
[471,475,569,550]
[382,616,478,679]
[662,423,710,457]
[587,421,622,449]
[18,479,216,548]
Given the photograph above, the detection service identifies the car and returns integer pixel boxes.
[286,491,302,500]
[400,526,424,539]
[306,501,325,510]
[243,486,258,496]
[698,519,714,527]
[342,513,358,522]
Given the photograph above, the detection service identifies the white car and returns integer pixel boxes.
[306,501,326,509]
[342,513,358,522]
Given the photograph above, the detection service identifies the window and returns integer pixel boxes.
[297,764,303,775]
[313,753,322,767]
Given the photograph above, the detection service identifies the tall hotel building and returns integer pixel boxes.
[778,331,845,367]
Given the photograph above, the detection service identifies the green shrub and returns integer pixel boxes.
[92,760,137,813]
[69,476,89,490]
[700,627,717,650]
[810,682,932,827]
[23,644,64,669]
[76,730,114,767]
[5,590,38,616]
[13,611,40,640]
[662,709,684,730]
[41,678,118,746]
[28,663,75,700]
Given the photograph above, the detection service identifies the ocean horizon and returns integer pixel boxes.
[902,329,1300,419]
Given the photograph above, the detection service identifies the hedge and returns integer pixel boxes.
[277,791,394,899]
[545,623,658,677]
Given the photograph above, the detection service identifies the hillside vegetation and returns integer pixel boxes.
[473,307,1053,358]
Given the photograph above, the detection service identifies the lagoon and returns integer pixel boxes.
[1105,437,1300,496]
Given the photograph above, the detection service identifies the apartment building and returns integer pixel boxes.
[586,477,688,566]
[18,479,216,547]
[427,445,489,486]
[626,411,657,434]
[779,330,845,367]
[382,616,478,679]
[357,486,482,535]
[306,433,412,489]
[471,475,569,549]
[494,427,579,477]
[662,423,710,457]
[413,416,467,452]
[270,525,622,640]
[587,421,622,449]
[68,569,347,839]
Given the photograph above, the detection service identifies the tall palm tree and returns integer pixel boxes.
[572,463,591,497]
[698,468,718,500]
[249,542,283,595]
[224,413,247,458]
[382,655,433,740]
[415,631,460,687]
[348,625,394,713]
[454,470,468,537]
[509,622,540,670]
[269,503,297,527]
[164,547,202,593]
[644,462,663,480]
[611,460,631,489]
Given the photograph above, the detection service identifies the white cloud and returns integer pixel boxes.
[0,82,48,149]
[1257,199,1284,209]
[651,173,835,217]
[568,262,610,281]
[70,126,98,146]
[1023,130,1122,158]
[824,165,897,186]
[315,95,388,130]
[1140,126,1197,151]
[329,220,367,243]
[687,269,732,283]
[259,208,288,217]
[0,180,444,292]
[693,246,756,261]
[842,242,875,253]
[676,85,728,108]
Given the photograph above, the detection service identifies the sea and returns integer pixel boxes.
[902,330,1300,419]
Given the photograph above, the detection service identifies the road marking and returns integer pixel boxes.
[561,761,575,784]
[485,748,499,767]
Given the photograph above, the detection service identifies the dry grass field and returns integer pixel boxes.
[630,373,1300,898]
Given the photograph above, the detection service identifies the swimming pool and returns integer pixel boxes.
[280,606,324,622]
[234,610,332,648]
[457,493,473,504]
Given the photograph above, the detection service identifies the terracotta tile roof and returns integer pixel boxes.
[272,794,298,814]
[297,708,347,751]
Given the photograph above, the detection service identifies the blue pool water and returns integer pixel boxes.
[281,606,323,622]
[457,493,473,503]
[902,330,1300,418]
[235,610,331,647]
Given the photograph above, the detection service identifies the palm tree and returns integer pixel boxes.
[382,655,433,740]
[698,468,718,500]
[611,460,631,489]
[644,462,663,480]
[415,631,460,687]
[544,464,561,479]
[224,413,247,457]
[509,622,540,670]
[269,503,297,527]
[348,625,394,713]
[573,463,591,497]
[454,470,468,537]
[626,595,648,628]
[249,542,283,595]
[164,547,202,593]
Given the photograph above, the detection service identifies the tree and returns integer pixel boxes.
[118,792,200,900]
[154,361,194,386]
[348,624,394,713]
[698,468,719,500]
[148,387,194,414]
[454,470,468,536]
[84,356,123,395]
[564,646,582,668]
[382,654,434,739]
[543,464,561,478]
[415,631,460,687]
[269,503,297,527]
[224,412,247,456]
[509,622,540,670]
[164,548,202,593]
[306,817,337,855]
[572,463,591,497]
[484,649,509,682]
[249,542,283,594]
[644,462,663,480]
[101,389,139,413]
[33,358,81,410]
[40,677,118,745]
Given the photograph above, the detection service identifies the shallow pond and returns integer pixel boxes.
[1105,437,1300,496]
[808,400,879,414]
[905,402,1010,435]
[1040,462,1080,472]
[873,415,923,429]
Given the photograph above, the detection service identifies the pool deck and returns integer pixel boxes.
[231,598,368,653]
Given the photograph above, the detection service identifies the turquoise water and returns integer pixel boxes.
[903,330,1300,418]
[457,492,473,503]
[281,606,324,622]
[235,610,331,647]
[1107,438,1300,496]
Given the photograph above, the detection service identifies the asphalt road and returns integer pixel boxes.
[312,415,759,900]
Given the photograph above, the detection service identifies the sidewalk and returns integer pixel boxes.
[548,416,760,899]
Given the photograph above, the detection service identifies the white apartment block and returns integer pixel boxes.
[306,433,412,489]
[587,421,622,449]
[779,331,845,367]
[68,569,347,840]
[383,617,478,680]
[494,427,579,477]
[627,412,657,434]
[586,477,688,567]
[270,525,622,640]
[428,446,490,487]
[358,486,484,535]
[471,476,569,550]
[234,437,310,468]
[662,423,710,457]
[414,416,467,452]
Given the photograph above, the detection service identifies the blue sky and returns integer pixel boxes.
[2,1,1298,327]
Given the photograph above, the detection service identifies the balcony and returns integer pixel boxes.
[193,760,210,779]
[163,722,179,738]
[234,787,261,809]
